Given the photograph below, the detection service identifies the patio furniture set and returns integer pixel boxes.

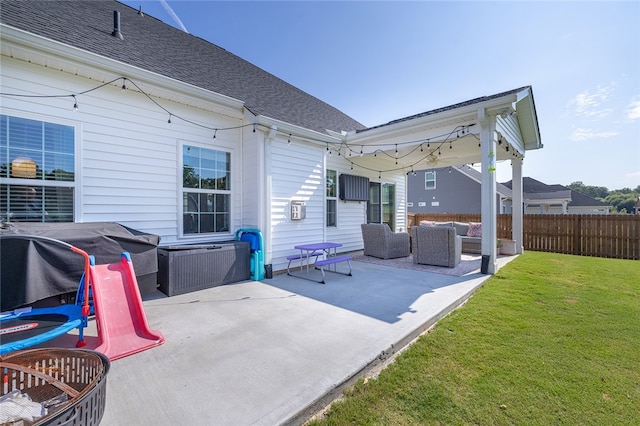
[361,221,484,268]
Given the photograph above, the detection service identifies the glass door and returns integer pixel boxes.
[367,182,395,230]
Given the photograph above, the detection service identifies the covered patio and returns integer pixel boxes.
[333,86,542,274]
[42,255,516,425]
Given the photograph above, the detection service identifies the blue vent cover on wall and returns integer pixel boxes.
[339,174,370,201]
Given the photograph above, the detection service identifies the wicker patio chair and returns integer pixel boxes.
[411,226,462,268]
[360,223,410,259]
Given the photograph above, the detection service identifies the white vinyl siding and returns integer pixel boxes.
[1,56,243,243]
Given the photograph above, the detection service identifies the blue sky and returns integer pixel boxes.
[119,0,639,190]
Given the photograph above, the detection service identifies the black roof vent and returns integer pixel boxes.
[111,11,123,40]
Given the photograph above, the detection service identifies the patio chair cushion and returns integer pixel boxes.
[467,222,482,237]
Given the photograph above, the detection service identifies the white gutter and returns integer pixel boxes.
[1,24,246,116]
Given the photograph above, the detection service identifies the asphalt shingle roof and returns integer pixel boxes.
[1,0,366,134]
[502,177,609,207]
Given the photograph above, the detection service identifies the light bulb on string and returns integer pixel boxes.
[360,146,363,157]
[72,95,78,111]
[167,114,172,125]
[213,130,217,139]
[395,144,398,157]
[288,134,291,145]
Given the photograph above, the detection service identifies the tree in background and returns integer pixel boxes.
[567,181,609,199]
[568,182,640,213]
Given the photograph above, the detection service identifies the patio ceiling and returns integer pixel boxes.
[341,86,542,177]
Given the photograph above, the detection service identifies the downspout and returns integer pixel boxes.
[263,125,277,267]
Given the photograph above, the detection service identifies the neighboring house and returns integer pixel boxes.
[1,1,543,273]
[502,177,611,214]
[407,166,512,214]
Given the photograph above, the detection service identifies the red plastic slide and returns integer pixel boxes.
[91,252,165,360]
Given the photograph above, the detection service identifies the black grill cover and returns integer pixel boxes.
[1,222,160,310]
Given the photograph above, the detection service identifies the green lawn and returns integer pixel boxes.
[310,251,640,425]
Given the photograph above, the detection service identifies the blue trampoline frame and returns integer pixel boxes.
[0,235,91,355]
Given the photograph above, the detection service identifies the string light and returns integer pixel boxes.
[2,78,494,176]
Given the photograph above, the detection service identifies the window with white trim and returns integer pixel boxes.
[326,169,337,227]
[425,171,436,190]
[0,115,75,222]
[182,144,230,234]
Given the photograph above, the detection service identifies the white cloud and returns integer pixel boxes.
[569,84,615,118]
[569,128,618,141]
[627,99,640,121]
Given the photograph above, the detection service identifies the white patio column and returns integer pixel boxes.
[479,108,497,274]
[511,157,524,254]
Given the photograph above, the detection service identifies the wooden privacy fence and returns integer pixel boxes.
[408,213,640,260]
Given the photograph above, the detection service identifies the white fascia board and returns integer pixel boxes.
[347,96,519,146]
[254,115,342,145]
[516,87,543,151]
[1,24,245,118]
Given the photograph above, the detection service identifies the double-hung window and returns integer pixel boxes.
[0,115,75,222]
[326,169,337,227]
[182,144,230,235]
[425,171,436,190]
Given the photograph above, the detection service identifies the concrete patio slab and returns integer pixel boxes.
[43,255,516,425]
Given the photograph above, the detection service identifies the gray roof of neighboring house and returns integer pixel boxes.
[456,166,512,197]
[0,1,366,134]
[502,177,610,207]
